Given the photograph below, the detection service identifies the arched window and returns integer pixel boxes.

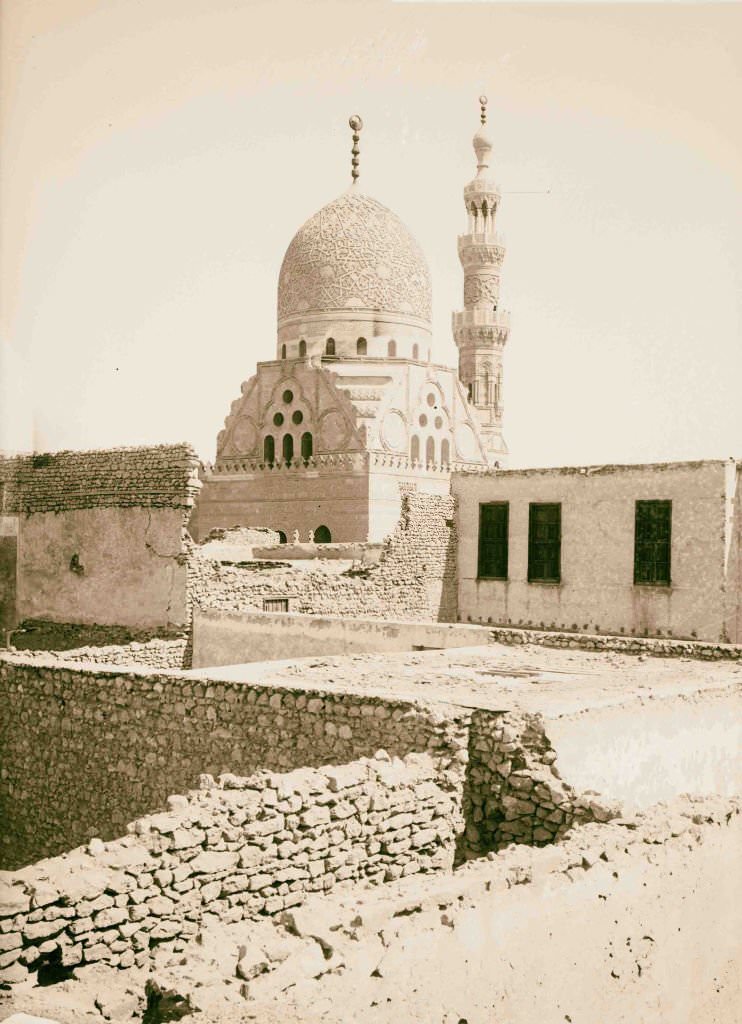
[412,343,419,360]
[263,435,275,466]
[325,338,335,356]
[280,344,286,360]
[425,436,436,466]
[301,431,313,461]
[388,339,396,357]
[282,433,294,464]
[299,339,307,357]
[356,337,367,355]
[314,525,331,543]
[441,439,450,466]
[277,530,287,544]
[410,435,420,464]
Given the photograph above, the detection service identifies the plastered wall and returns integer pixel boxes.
[453,460,741,642]
[17,507,190,629]
[191,608,491,668]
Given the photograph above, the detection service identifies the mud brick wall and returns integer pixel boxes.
[188,492,458,624]
[460,709,619,860]
[0,753,459,985]
[0,656,469,870]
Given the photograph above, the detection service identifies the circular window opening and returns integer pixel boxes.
[292,410,303,425]
[434,415,443,429]
[418,414,428,427]
[273,412,284,426]
[282,389,294,404]
[426,393,436,407]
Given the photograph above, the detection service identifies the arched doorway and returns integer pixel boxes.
[314,525,331,543]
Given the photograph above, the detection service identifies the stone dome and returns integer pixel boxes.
[277,190,432,327]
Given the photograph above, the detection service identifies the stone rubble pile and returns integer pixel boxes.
[0,752,459,987]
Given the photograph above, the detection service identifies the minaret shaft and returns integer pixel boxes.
[453,96,509,464]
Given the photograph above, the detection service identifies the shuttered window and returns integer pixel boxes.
[263,597,289,612]
[528,503,561,583]
[478,503,509,579]
[634,500,671,585]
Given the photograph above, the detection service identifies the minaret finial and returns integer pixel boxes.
[479,95,488,126]
[349,114,363,183]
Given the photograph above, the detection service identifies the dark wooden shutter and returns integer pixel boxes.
[528,503,561,583]
[478,503,509,579]
[634,500,671,585]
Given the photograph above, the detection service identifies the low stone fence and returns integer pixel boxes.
[487,626,742,661]
[0,753,458,985]
[10,639,188,671]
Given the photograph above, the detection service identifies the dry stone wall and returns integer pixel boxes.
[0,656,469,870]
[461,710,620,860]
[0,752,459,986]
[0,445,200,515]
[12,640,188,671]
[189,492,457,623]
[487,626,742,662]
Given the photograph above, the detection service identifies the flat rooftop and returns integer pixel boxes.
[184,642,742,719]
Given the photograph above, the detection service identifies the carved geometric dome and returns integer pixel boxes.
[277,190,432,327]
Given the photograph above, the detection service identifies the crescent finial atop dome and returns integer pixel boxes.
[349,114,363,183]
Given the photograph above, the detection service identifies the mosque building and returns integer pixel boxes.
[192,99,510,543]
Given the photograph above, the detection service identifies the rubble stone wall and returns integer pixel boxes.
[0,753,460,985]
[13,640,189,671]
[0,656,469,870]
[189,491,457,623]
[487,626,742,661]
[460,709,616,860]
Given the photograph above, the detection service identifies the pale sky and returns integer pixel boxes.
[1,0,740,467]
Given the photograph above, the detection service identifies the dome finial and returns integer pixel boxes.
[479,95,488,126]
[349,114,363,183]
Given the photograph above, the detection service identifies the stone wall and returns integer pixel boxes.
[0,656,469,870]
[13,640,188,671]
[0,752,459,986]
[189,491,457,624]
[486,625,742,661]
[0,445,200,515]
[460,709,618,860]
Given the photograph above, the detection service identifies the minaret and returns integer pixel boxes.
[453,96,509,464]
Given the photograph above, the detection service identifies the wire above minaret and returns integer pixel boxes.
[349,115,363,183]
